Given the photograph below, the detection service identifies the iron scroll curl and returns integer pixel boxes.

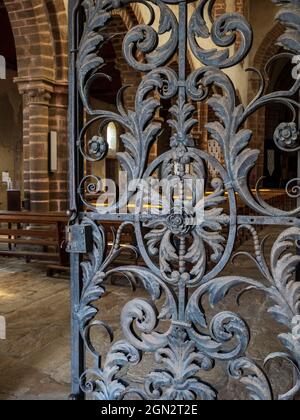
[70,0,300,400]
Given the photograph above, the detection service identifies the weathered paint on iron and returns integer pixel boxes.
[68,0,300,400]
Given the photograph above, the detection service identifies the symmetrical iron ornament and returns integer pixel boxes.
[69,0,300,400]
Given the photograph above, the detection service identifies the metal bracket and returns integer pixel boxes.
[66,224,93,254]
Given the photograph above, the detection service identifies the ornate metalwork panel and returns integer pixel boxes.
[68,0,300,400]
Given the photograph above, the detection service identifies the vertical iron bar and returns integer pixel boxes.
[178,0,188,323]
[68,0,85,400]
[293,91,300,398]
[297,90,300,283]
[178,0,187,106]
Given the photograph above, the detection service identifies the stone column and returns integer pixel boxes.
[18,81,53,212]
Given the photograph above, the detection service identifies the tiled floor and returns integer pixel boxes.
[0,227,297,400]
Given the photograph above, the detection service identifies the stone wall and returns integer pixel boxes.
[0,69,22,210]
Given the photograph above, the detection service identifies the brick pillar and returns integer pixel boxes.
[18,81,53,212]
[49,84,68,212]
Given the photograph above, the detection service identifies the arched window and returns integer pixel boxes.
[107,122,117,156]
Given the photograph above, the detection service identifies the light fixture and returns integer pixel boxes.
[49,131,58,172]
[0,56,6,80]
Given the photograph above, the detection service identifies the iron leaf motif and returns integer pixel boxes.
[145,328,217,400]
[71,0,300,401]
[273,0,300,54]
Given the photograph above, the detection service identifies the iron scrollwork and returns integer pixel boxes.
[69,0,300,400]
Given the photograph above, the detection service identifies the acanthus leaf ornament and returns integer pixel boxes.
[122,0,179,72]
[117,68,178,181]
[81,339,142,400]
[273,0,300,54]
[228,358,273,401]
[168,101,197,148]
[188,0,253,69]
[144,328,217,400]
[205,226,300,400]
[77,0,113,113]
[70,0,300,401]
[143,176,229,285]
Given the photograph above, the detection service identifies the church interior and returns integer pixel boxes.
[0,0,299,401]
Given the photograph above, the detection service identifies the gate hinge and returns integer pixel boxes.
[66,225,93,254]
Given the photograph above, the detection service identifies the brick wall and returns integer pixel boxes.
[3,0,56,80]
[234,0,249,52]
[3,0,68,211]
[214,0,226,17]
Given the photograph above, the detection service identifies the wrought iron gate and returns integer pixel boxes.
[68,0,300,400]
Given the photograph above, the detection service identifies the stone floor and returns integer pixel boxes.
[0,226,297,400]
[0,259,70,400]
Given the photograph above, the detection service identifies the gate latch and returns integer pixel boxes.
[66,225,93,254]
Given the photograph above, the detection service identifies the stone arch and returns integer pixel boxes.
[45,0,68,82]
[1,0,68,211]
[3,0,68,82]
[253,22,284,71]
[3,0,56,80]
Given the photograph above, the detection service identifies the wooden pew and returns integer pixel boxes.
[0,212,68,273]
[0,212,139,277]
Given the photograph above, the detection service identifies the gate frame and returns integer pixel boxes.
[68,0,300,401]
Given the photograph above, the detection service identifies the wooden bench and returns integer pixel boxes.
[0,212,69,273]
[0,212,140,277]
